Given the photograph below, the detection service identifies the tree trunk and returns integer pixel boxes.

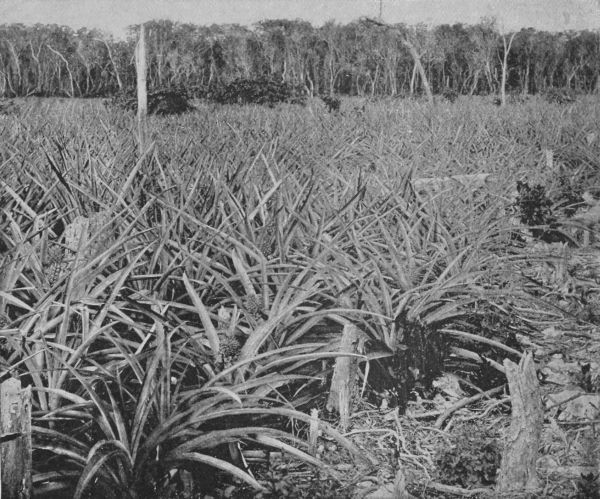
[135,23,148,155]
[410,63,416,94]
[6,42,22,95]
[29,42,43,94]
[46,45,75,97]
[326,324,360,432]
[97,38,123,91]
[403,38,433,104]
[306,73,314,97]
[484,61,493,93]
[523,58,530,95]
[497,353,542,497]
[500,33,516,106]
[0,378,32,499]
[469,69,480,96]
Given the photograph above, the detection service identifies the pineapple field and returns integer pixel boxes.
[1,94,600,498]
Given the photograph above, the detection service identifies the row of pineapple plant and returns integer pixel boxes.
[1,95,599,496]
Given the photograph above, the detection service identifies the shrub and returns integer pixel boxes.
[321,95,341,113]
[211,78,307,107]
[514,180,579,243]
[0,99,19,116]
[108,87,195,115]
[435,424,501,488]
[442,89,459,103]
[148,90,195,115]
[515,181,555,228]
[544,87,578,104]
[508,92,530,104]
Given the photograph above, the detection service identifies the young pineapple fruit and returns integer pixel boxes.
[46,244,69,288]
[242,293,263,324]
[216,306,242,370]
[258,220,276,257]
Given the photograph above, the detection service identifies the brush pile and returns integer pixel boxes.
[212,77,307,106]
[0,99,19,116]
[544,87,578,104]
[108,87,195,115]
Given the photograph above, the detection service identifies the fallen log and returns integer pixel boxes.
[412,173,493,196]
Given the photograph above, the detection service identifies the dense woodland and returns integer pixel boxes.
[0,18,599,98]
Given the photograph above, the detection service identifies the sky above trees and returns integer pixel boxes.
[2,0,600,38]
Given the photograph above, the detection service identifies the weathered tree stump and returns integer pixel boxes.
[326,324,360,431]
[497,352,542,497]
[63,211,113,299]
[0,378,32,499]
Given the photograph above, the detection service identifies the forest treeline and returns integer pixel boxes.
[0,18,598,98]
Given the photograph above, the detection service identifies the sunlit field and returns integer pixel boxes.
[1,95,600,497]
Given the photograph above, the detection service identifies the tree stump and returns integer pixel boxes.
[326,324,360,431]
[0,379,32,499]
[497,352,542,497]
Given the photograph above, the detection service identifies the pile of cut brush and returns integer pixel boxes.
[0,99,19,116]
[108,87,195,115]
[544,87,579,105]
[211,77,307,107]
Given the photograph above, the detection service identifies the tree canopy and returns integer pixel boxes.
[0,19,598,98]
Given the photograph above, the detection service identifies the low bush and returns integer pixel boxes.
[108,87,195,115]
[321,95,341,112]
[0,99,19,116]
[435,424,501,488]
[544,87,578,104]
[442,89,459,103]
[211,78,307,106]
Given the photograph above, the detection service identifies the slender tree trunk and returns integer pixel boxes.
[372,64,380,96]
[410,63,416,94]
[523,58,530,95]
[6,41,22,94]
[97,38,123,91]
[56,65,62,94]
[46,45,75,97]
[329,58,335,94]
[29,42,43,94]
[0,71,6,96]
[3,68,16,96]
[135,23,148,155]
[485,61,493,93]
[469,69,480,96]
[567,69,577,89]
[402,38,433,104]
[355,74,362,96]
[500,32,516,106]
[306,73,314,97]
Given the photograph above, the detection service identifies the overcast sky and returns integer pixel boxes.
[2,0,600,37]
